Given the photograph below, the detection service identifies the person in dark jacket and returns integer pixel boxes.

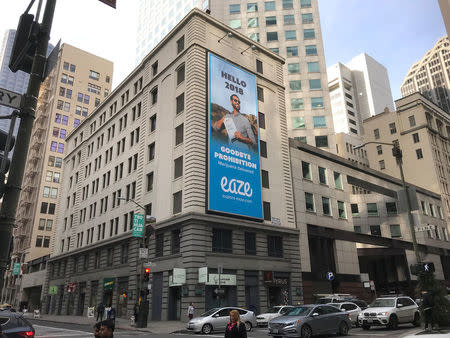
[225,309,247,338]
[97,303,105,321]
[421,290,434,331]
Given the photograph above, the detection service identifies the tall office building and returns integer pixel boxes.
[401,37,450,113]
[1,44,113,310]
[438,0,450,37]
[137,0,336,152]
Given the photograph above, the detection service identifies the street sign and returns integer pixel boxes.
[0,88,22,109]
[132,213,145,237]
[139,248,148,259]
[214,288,225,295]
[12,262,20,275]
[198,267,208,283]
[326,271,335,281]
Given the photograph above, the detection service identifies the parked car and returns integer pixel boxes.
[186,306,256,334]
[268,304,351,338]
[316,294,353,304]
[0,310,35,337]
[256,306,294,327]
[358,296,420,330]
[328,302,361,325]
[348,299,368,310]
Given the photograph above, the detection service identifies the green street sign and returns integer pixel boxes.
[12,263,20,275]
[132,213,145,238]
[49,285,58,295]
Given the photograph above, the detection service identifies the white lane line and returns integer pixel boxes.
[34,324,94,336]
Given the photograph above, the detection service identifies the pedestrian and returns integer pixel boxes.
[99,320,115,338]
[133,302,139,324]
[96,302,105,321]
[421,290,434,331]
[187,302,195,320]
[93,321,102,338]
[225,309,247,338]
[107,307,116,328]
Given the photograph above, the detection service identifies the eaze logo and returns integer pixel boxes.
[220,176,253,197]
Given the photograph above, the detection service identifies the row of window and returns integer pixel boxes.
[350,202,397,217]
[294,135,329,148]
[292,115,326,129]
[290,97,324,110]
[231,15,315,29]
[288,79,322,91]
[420,200,444,219]
[230,0,311,14]
[304,192,347,219]
[35,235,51,248]
[301,161,343,188]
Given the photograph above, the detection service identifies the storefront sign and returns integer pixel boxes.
[198,267,208,283]
[173,268,186,284]
[48,285,58,295]
[265,278,288,285]
[132,213,145,237]
[206,274,236,286]
[12,263,21,275]
[169,276,183,287]
[207,53,262,220]
[103,278,115,291]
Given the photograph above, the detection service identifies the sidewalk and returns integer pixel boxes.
[24,313,187,334]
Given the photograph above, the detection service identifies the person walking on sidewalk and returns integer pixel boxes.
[225,309,247,338]
[421,290,434,331]
[187,302,195,320]
[97,302,105,321]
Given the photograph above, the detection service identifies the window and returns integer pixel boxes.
[284,15,295,25]
[318,167,327,184]
[288,63,300,74]
[226,18,241,29]
[386,202,397,215]
[282,0,293,9]
[302,13,313,23]
[430,203,435,217]
[229,4,240,13]
[173,191,182,214]
[63,62,69,70]
[146,172,154,191]
[38,219,46,230]
[304,28,315,39]
[148,142,155,161]
[46,219,53,231]
[212,228,232,253]
[376,145,383,155]
[408,115,416,127]
[175,64,185,85]
[266,31,278,41]
[150,114,156,132]
[354,226,361,233]
[248,32,260,42]
[247,2,258,12]
[262,170,270,188]
[256,59,263,73]
[176,35,185,53]
[374,128,380,139]
[311,97,323,108]
[291,98,304,110]
[322,197,331,216]
[70,64,76,72]
[309,79,321,90]
[107,248,114,266]
[263,201,271,220]
[367,203,378,216]
[176,93,184,114]
[302,161,311,179]
[74,118,80,128]
[390,224,401,238]
[412,133,419,143]
[84,94,90,104]
[89,70,100,80]
[289,80,301,91]
[315,135,328,147]
[257,87,264,101]
[155,234,164,257]
[174,156,183,179]
[36,236,43,247]
[266,16,277,25]
[245,232,256,255]
[370,225,381,236]
[379,160,385,170]
[337,201,346,219]
[313,116,326,127]
[307,62,319,72]
[265,1,275,10]
[151,87,158,104]
[285,30,296,40]
[258,112,265,129]
[334,172,342,189]
[175,124,184,145]
[416,148,423,159]
[260,140,267,158]
[286,46,298,57]
[421,201,427,215]
[305,192,315,212]
[267,235,283,257]
[389,122,397,134]
[301,0,312,7]
[351,204,359,216]
[248,17,258,28]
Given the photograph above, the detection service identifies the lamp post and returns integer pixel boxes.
[117,197,155,328]
[354,141,421,264]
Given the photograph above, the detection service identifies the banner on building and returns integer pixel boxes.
[207,53,262,220]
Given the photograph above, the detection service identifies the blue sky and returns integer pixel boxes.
[318,0,447,101]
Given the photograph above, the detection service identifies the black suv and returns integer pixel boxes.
[0,310,35,337]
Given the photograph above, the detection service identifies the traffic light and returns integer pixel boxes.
[410,262,435,276]
[144,267,150,282]
[9,14,40,74]
[0,129,16,198]
[422,262,435,273]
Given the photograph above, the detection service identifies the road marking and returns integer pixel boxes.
[34,324,93,337]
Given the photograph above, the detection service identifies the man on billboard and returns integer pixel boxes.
[213,94,256,151]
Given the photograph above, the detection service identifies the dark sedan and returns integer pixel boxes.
[0,310,35,337]
[268,304,351,338]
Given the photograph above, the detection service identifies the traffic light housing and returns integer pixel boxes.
[144,267,150,282]
[410,262,435,276]
[0,129,16,198]
[9,14,40,74]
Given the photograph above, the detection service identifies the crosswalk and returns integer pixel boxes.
[34,324,149,337]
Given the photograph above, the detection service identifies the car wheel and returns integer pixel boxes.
[338,321,349,336]
[301,324,312,338]
[362,324,370,330]
[387,315,398,330]
[412,312,420,327]
[245,321,252,331]
[201,323,213,334]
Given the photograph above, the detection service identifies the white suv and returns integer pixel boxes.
[358,296,420,330]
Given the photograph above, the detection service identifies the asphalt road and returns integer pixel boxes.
[32,320,422,338]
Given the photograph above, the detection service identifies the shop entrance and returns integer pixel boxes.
[117,278,129,318]
[264,271,290,307]
[152,272,163,321]
[205,286,237,310]
[103,278,115,307]
[245,271,259,314]
[168,286,181,320]
[76,282,86,316]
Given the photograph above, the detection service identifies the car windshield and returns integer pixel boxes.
[285,307,312,316]
[266,307,281,313]
[200,308,219,317]
[370,299,395,308]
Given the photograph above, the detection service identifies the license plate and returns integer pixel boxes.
[274,329,279,334]
[367,319,373,323]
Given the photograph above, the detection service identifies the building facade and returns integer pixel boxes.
[44,9,302,320]
[401,37,450,113]
[0,44,113,310]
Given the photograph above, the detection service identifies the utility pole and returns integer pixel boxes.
[0,0,57,293]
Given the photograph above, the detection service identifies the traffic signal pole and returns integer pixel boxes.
[0,0,56,294]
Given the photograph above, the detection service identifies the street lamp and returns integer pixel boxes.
[354,141,421,263]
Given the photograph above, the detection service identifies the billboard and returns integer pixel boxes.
[207,53,262,219]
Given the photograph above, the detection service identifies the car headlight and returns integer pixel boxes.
[286,320,301,326]
[377,312,389,316]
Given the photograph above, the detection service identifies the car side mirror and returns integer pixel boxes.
[312,312,319,317]
[397,304,403,308]
[213,314,219,317]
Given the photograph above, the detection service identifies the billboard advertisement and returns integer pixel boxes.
[207,53,262,219]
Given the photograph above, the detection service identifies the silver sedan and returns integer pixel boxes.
[187,307,256,334]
